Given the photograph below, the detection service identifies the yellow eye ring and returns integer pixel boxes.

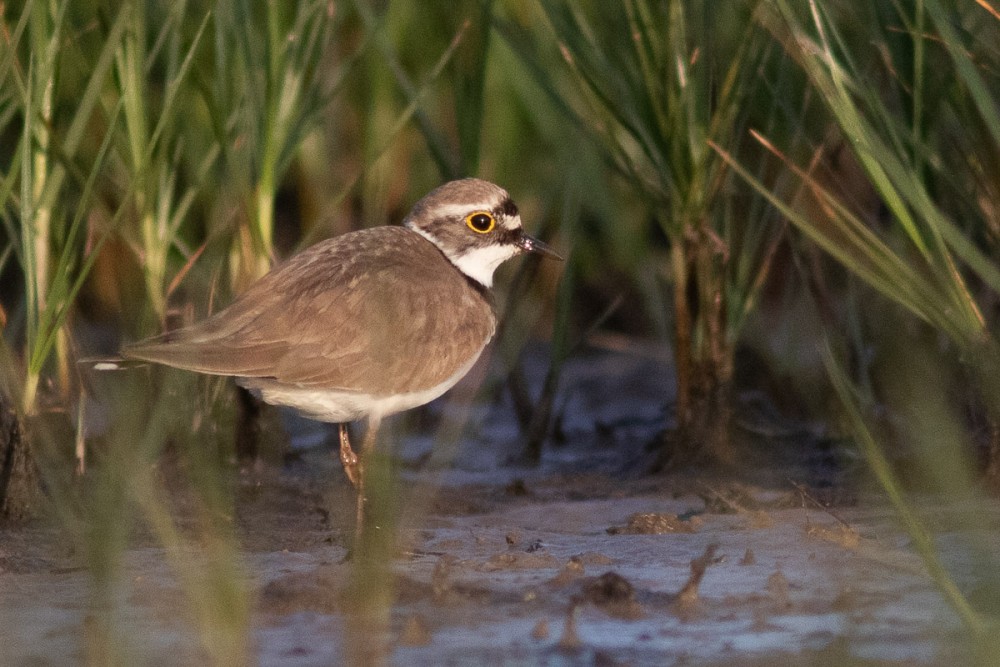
[465,211,495,234]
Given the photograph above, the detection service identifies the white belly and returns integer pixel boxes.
[242,343,486,424]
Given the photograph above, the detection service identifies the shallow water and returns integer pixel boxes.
[1,342,994,665]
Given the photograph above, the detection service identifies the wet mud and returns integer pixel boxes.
[1,343,992,665]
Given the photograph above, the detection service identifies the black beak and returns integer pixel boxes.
[517,231,563,261]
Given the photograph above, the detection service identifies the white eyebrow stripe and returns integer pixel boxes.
[424,201,506,220]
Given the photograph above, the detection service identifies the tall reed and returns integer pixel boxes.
[500,0,794,462]
[716,0,1000,655]
[215,1,337,286]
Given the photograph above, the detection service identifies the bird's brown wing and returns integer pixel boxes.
[123,227,496,395]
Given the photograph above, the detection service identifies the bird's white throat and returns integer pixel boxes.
[407,224,521,288]
[449,243,522,288]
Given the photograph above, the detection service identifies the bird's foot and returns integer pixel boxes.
[338,423,361,488]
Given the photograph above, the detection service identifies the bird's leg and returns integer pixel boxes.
[354,415,382,547]
[343,416,390,665]
[338,423,360,488]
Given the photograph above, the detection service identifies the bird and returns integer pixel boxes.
[122,178,562,535]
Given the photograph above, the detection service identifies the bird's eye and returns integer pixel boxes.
[465,211,495,234]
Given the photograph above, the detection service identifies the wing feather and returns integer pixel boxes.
[123,227,495,395]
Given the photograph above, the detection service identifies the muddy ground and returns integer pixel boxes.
[1,342,996,665]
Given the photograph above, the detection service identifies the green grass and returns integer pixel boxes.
[720,0,1000,652]
[2,0,1000,662]
[497,0,802,462]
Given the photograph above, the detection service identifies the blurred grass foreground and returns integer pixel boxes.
[3,0,1000,662]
